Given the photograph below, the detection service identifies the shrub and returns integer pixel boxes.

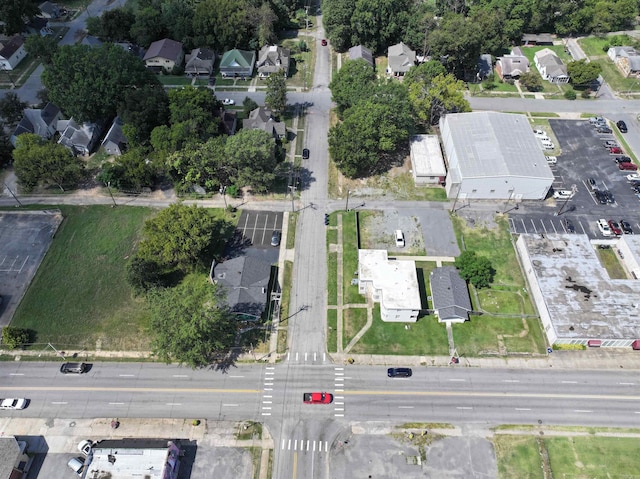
[564,89,577,100]
[581,88,591,99]
[2,327,31,349]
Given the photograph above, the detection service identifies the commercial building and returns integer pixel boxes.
[409,135,447,185]
[440,112,554,200]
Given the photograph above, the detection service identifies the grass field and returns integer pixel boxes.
[327,309,337,353]
[596,247,627,279]
[342,212,366,304]
[343,307,367,349]
[494,435,544,479]
[11,205,156,350]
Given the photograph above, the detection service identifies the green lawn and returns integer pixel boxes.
[327,251,337,305]
[369,172,448,201]
[453,316,546,356]
[11,205,156,350]
[286,212,297,249]
[597,246,629,279]
[592,58,640,93]
[343,308,367,349]
[350,305,449,355]
[342,212,366,304]
[494,435,544,479]
[327,309,337,353]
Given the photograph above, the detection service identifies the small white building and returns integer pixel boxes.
[534,48,569,84]
[409,134,447,185]
[358,249,421,322]
[0,35,26,71]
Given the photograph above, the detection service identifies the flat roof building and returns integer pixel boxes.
[409,135,447,185]
[358,250,421,322]
[440,112,554,200]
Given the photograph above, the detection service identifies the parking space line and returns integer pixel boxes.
[539,219,548,233]
[519,218,527,233]
[529,219,537,233]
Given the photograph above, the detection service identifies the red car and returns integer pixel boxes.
[321,39,327,46]
[610,146,623,154]
[303,392,333,404]
[619,162,638,171]
[608,220,623,236]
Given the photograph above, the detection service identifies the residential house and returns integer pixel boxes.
[348,44,374,68]
[429,266,472,323]
[534,48,569,83]
[101,116,128,156]
[0,35,26,71]
[495,47,529,80]
[607,46,640,78]
[38,1,61,19]
[213,108,237,136]
[477,54,492,80]
[57,118,103,155]
[0,436,31,479]
[522,33,553,46]
[185,47,215,76]
[143,38,184,72]
[358,249,421,322]
[386,42,416,77]
[243,107,286,140]
[24,17,52,36]
[211,256,273,320]
[11,103,62,147]
[257,45,290,78]
[219,49,256,78]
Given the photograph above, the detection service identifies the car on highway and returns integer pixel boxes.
[597,219,612,236]
[387,367,412,378]
[617,120,628,133]
[608,220,622,236]
[302,148,310,159]
[553,190,574,200]
[563,218,575,233]
[596,126,613,134]
[610,146,623,154]
[222,98,235,105]
[303,392,333,404]
[614,156,631,163]
[321,39,327,46]
[60,362,88,374]
[546,156,557,164]
[0,398,27,410]
[621,220,634,234]
[619,162,638,171]
[627,174,640,181]
[270,230,281,247]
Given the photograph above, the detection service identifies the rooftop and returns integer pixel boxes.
[410,135,446,176]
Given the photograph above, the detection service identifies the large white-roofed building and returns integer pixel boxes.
[440,112,554,200]
[409,135,447,185]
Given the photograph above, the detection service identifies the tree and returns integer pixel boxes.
[24,35,59,65]
[0,129,12,168]
[349,0,413,54]
[265,70,287,117]
[404,60,447,86]
[136,203,224,271]
[518,71,543,92]
[1,326,31,349]
[567,59,602,86]
[130,6,168,47]
[118,84,169,146]
[242,96,259,117]
[148,275,237,368]
[407,73,469,126]
[329,59,377,117]
[0,0,39,35]
[454,250,494,289]
[192,0,254,52]
[225,129,278,193]
[0,92,27,126]
[323,0,355,51]
[87,8,136,42]
[97,147,156,191]
[167,136,228,192]
[126,255,168,294]
[13,134,84,191]
[42,44,162,122]
[427,13,483,79]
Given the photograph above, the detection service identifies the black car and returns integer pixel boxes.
[270,230,281,247]
[604,190,615,204]
[302,148,310,159]
[563,218,575,233]
[597,126,612,134]
[615,156,632,163]
[621,220,634,234]
[617,120,628,133]
[632,185,640,194]
[594,189,607,204]
[387,367,412,378]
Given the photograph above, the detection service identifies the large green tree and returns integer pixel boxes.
[225,129,278,193]
[149,275,237,368]
[0,0,39,35]
[350,0,413,54]
[265,70,287,117]
[427,13,484,79]
[97,147,156,191]
[192,0,254,51]
[567,59,602,86]
[86,8,136,42]
[0,92,27,126]
[329,58,377,118]
[322,0,355,51]
[24,35,59,65]
[167,136,228,192]
[42,44,161,122]
[454,250,495,289]
[406,72,469,126]
[13,134,84,192]
[118,84,170,147]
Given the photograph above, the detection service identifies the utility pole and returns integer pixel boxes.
[345,190,351,212]
[219,186,227,209]
[106,182,117,207]
[3,182,22,207]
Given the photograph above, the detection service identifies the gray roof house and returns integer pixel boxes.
[185,47,215,76]
[429,266,472,323]
[101,116,128,156]
[495,47,529,79]
[219,49,256,78]
[607,46,640,77]
[534,48,569,84]
[212,256,273,320]
[11,102,62,147]
[0,35,26,70]
[38,1,61,18]
[57,118,103,156]
[348,45,374,68]
[522,33,553,45]
[243,107,286,140]
[387,42,416,77]
[143,38,184,72]
[257,45,290,78]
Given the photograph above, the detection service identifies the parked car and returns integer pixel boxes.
[546,156,557,164]
[78,440,93,456]
[587,177,597,190]
[387,367,412,378]
[610,146,623,154]
[563,218,575,233]
[302,148,310,159]
[608,220,623,236]
[540,139,554,149]
[553,190,574,200]
[222,98,235,105]
[589,116,606,125]
[533,129,550,140]
[0,398,27,410]
[394,229,405,247]
[603,140,619,148]
[631,185,640,194]
[270,230,281,247]
[594,189,607,204]
[603,190,615,203]
[617,120,628,133]
[621,220,634,234]
[67,457,85,476]
[321,39,328,46]
[597,219,612,236]
[619,162,638,170]
[614,156,632,163]
[596,126,613,134]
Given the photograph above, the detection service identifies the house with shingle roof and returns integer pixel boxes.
[57,118,103,156]
[387,42,416,77]
[348,45,374,68]
[0,35,26,70]
[185,47,215,76]
[38,1,61,18]
[534,48,569,83]
[257,45,290,78]
[11,103,62,147]
[429,266,472,323]
[243,107,286,140]
[495,47,530,80]
[219,49,256,78]
[143,38,184,72]
[101,116,128,156]
[607,46,640,77]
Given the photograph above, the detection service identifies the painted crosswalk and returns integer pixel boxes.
[261,366,276,416]
[334,367,345,416]
[286,351,327,363]
[281,438,329,452]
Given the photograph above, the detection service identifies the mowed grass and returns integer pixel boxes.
[327,309,337,353]
[342,212,366,304]
[342,307,367,349]
[493,435,543,479]
[350,305,449,355]
[11,205,156,350]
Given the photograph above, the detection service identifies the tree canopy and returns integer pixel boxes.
[329,59,377,118]
[265,70,287,117]
[42,44,162,122]
[0,92,27,126]
[567,59,602,86]
[454,250,495,289]
[0,0,39,35]
[225,129,278,193]
[406,72,469,126]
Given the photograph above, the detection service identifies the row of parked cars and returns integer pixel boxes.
[597,218,634,237]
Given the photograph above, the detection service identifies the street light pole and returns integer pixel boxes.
[106,182,117,207]
[220,186,227,209]
[345,190,351,212]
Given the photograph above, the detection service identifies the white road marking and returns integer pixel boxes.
[313,441,316,452]
[335,367,343,371]
[334,414,344,417]
[172,375,188,378]
[335,372,344,376]
[288,439,291,450]
[266,366,275,370]
[398,406,414,409]
[314,352,317,361]
[9,373,24,376]
[119,374,135,377]
[324,441,328,452]
[51,402,67,404]
[263,395,272,398]
[456,407,473,410]
[108,402,125,405]
[229,375,245,378]
[335,396,344,400]
[335,402,344,405]
[574,410,592,413]
[335,408,344,411]
[448,378,466,382]
[619,382,635,385]
[282,439,285,450]
[166,403,182,406]
[502,380,520,383]
[287,352,290,360]
[262,401,272,404]
[262,407,271,410]
[323,353,326,362]
[335,377,344,381]
[515,408,531,411]
[305,353,308,361]
[335,389,344,392]
[562,381,577,384]
[264,388,273,391]
[294,440,297,450]
[264,382,273,386]
[306,440,310,451]
[262,413,271,416]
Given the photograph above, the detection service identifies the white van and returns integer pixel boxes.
[67,457,85,476]
[394,230,405,248]
[540,139,555,150]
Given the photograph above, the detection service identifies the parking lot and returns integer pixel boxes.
[509,119,640,238]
